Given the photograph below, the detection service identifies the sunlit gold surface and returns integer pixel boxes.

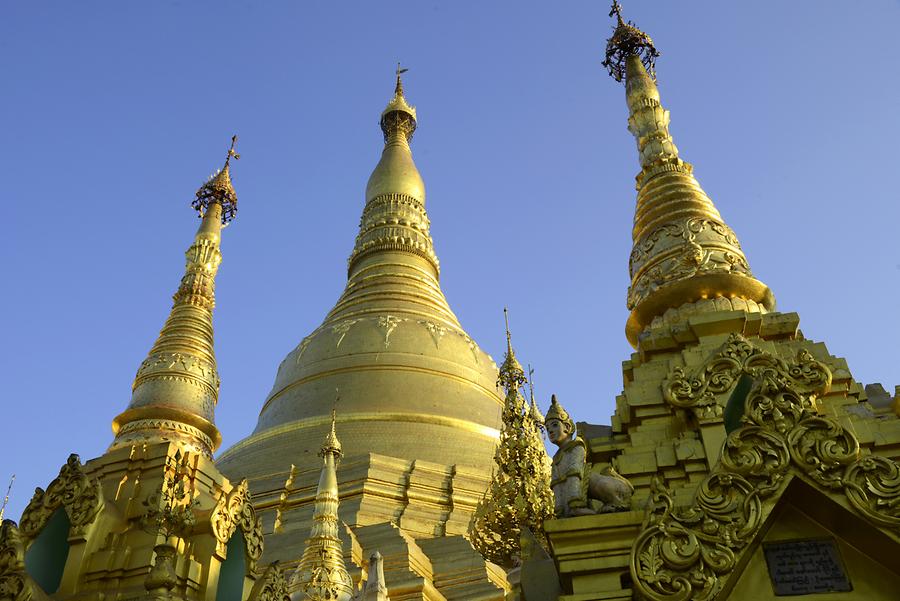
[544,6,900,600]
[214,72,505,600]
[110,142,240,457]
[217,73,502,482]
[618,52,774,347]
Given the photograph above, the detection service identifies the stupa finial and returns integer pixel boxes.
[320,402,343,460]
[602,0,660,82]
[380,64,417,142]
[0,475,14,523]
[193,135,240,223]
[395,62,408,96]
[498,308,526,392]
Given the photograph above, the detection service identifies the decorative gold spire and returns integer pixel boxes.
[110,138,240,457]
[527,365,544,429]
[469,312,553,568]
[603,3,775,346]
[498,308,526,391]
[320,407,342,459]
[353,65,434,273]
[0,475,14,523]
[291,414,353,601]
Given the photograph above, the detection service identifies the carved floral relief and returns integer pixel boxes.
[632,334,900,601]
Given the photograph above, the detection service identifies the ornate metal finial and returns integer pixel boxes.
[503,307,513,353]
[320,392,343,459]
[602,0,660,82]
[395,62,408,96]
[192,135,240,223]
[498,308,526,391]
[527,365,545,431]
[224,134,240,168]
[610,0,625,25]
[0,475,14,522]
[381,65,417,142]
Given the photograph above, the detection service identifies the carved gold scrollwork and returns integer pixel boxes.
[0,521,31,601]
[18,454,102,544]
[633,335,900,600]
[843,456,900,529]
[210,480,263,572]
[663,335,831,417]
[247,562,290,601]
[627,218,754,310]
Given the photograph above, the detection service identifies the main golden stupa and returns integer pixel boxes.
[218,68,502,477]
[4,4,900,601]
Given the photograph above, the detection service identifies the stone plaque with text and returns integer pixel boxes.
[763,539,852,595]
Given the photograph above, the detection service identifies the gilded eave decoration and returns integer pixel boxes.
[211,479,264,571]
[632,333,900,601]
[19,454,103,544]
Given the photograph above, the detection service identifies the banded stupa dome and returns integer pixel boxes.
[217,71,503,482]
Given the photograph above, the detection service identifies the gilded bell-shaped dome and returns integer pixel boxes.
[217,72,502,481]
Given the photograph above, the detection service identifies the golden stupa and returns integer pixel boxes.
[219,71,501,478]
[215,67,508,595]
[8,4,900,601]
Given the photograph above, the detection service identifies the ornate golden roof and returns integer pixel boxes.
[110,138,240,457]
[218,71,501,480]
[604,3,775,346]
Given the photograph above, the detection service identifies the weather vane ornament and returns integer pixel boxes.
[192,135,240,223]
[602,0,660,82]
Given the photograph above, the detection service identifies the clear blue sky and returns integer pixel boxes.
[2,1,899,522]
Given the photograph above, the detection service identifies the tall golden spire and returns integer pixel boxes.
[349,64,436,275]
[110,137,240,457]
[603,3,775,347]
[292,410,354,601]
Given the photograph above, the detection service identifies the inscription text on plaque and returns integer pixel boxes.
[763,539,851,596]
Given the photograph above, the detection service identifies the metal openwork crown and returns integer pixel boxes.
[602,1,660,82]
[193,135,239,223]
